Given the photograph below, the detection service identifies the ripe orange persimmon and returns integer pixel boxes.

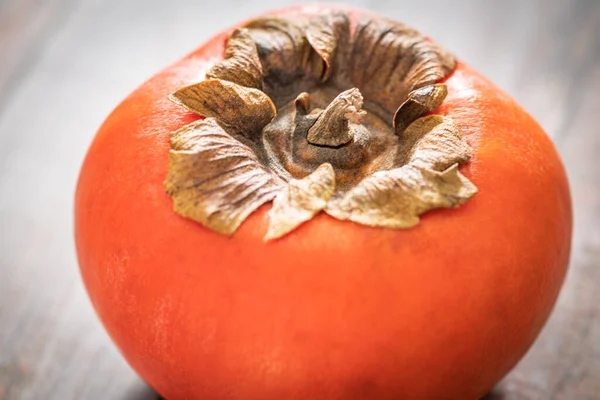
[75,4,571,400]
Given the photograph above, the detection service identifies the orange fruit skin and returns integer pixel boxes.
[75,5,572,400]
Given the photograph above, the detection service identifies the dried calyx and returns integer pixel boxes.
[165,11,477,240]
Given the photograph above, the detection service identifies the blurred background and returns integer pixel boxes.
[0,0,599,399]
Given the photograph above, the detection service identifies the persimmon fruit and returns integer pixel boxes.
[75,4,572,400]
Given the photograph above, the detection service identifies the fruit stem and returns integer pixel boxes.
[306,88,365,147]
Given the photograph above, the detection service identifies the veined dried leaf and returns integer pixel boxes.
[398,115,472,170]
[404,41,456,89]
[244,17,310,86]
[347,17,456,116]
[166,118,283,235]
[206,28,263,90]
[265,163,336,240]
[326,163,476,229]
[393,84,448,134]
[169,79,275,140]
[304,12,350,81]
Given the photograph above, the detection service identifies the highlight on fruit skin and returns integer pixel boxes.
[165,10,477,239]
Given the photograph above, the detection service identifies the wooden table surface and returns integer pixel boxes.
[0,0,598,399]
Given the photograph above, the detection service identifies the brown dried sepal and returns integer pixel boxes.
[165,118,283,235]
[265,163,336,240]
[394,84,448,134]
[169,79,275,140]
[333,17,456,117]
[165,10,477,239]
[304,13,350,81]
[206,28,263,90]
[398,115,473,169]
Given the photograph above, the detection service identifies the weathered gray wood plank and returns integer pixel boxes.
[0,0,78,113]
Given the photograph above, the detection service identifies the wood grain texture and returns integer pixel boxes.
[0,0,598,399]
[0,0,77,114]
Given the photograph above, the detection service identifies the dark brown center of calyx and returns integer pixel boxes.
[263,87,396,189]
[165,10,477,240]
